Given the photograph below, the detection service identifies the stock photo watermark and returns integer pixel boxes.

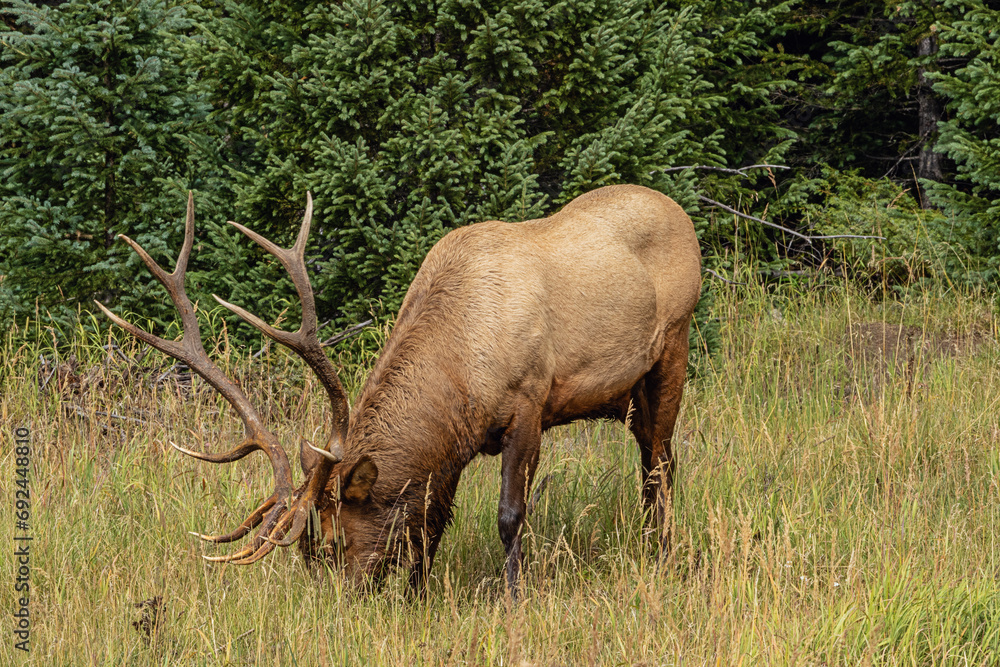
[12,426,31,653]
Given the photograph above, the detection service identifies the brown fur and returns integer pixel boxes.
[310,185,702,593]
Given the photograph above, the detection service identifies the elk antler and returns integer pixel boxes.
[214,193,350,461]
[97,192,350,564]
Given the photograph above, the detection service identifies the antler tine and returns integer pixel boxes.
[219,193,350,463]
[98,192,270,443]
[106,192,198,354]
[190,493,276,543]
[178,190,196,274]
[263,507,310,547]
[169,439,260,464]
[226,192,313,283]
[203,537,274,563]
[203,503,305,563]
[308,443,341,462]
[199,494,286,561]
[226,540,278,565]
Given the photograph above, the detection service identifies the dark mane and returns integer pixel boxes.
[344,265,486,560]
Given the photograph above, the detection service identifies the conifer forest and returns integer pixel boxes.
[2,0,998,333]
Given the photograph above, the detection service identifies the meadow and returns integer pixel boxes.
[2,277,998,666]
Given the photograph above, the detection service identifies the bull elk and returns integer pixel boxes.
[97,184,701,595]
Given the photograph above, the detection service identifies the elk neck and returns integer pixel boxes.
[339,287,490,545]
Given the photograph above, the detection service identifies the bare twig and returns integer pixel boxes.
[698,195,886,244]
[246,317,364,357]
[703,267,746,286]
[320,319,373,347]
[38,355,56,393]
[881,143,923,180]
[660,164,884,243]
[215,629,255,654]
[99,409,148,425]
[103,342,134,365]
[66,404,149,425]
[661,164,791,176]
[153,363,185,385]
[759,269,817,279]
[251,340,271,360]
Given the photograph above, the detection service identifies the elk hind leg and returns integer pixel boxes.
[498,405,542,599]
[629,326,690,553]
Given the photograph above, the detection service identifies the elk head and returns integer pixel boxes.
[97,193,374,572]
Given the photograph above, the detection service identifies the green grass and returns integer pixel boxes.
[2,280,998,665]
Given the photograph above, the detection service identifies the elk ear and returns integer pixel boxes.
[300,438,320,477]
[300,435,344,477]
[343,455,378,503]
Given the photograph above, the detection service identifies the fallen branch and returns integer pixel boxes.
[321,319,374,347]
[38,355,56,393]
[153,362,187,385]
[703,267,746,286]
[65,404,148,425]
[659,165,885,243]
[662,164,791,176]
[698,195,886,244]
[759,269,818,279]
[102,342,134,365]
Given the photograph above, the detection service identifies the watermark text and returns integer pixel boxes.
[13,426,31,653]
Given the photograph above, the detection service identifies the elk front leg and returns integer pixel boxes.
[498,408,542,599]
[407,533,441,596]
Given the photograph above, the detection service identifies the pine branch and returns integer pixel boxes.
[321,319,373,347]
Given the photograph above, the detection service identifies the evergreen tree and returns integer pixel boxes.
[190,0,795,329]
[0,0,228,330]
[926,0,1000,281]
[760,0,998,284]
[773,0,947,182]
[10,0,992,347]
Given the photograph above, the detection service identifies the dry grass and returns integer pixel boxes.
[1,280,998,666]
